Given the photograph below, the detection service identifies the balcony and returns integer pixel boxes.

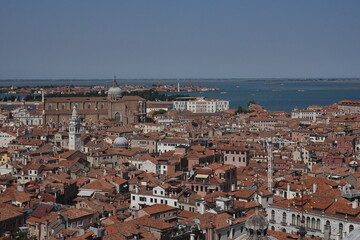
[269,219,276,224]
[293,225,321,233]
[281,222,287,226]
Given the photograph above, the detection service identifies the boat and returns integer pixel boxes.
[220,92,227,94]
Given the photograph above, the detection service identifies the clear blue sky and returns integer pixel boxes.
[1,0,360,79]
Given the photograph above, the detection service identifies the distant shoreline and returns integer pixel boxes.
[0,78,360,83]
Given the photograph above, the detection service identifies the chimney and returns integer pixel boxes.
[113,205,116,216]
[352,199,358,209]
[313,183,318,193]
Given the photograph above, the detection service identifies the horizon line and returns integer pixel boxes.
[0,77,360,81]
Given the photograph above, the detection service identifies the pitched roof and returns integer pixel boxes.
[81,179,115,192]
[142,204,177,215]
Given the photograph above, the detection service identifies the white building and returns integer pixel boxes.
[0,131,17,148]
[338,100,360,114]
[291,107,344,121]
[173,97,229,113]
[157,138,190,154]
[131,185,179,210]
[11,107,43,125]
[0,163,16,176]
[291,109,323,121]
[267,196,360,239]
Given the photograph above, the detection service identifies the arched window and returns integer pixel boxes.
[62,104,65,109]
[297,215,301,226]
[48,104,52,110]
[87,103,91,109]
[271,226,275,231]
[350,225,354,232]
[316,219,321,230]
[114,112,121,121]
[292,214,295,225]
[339,223,343,235]
[282,212,286,223]
[311,218,316,229]
[100,104,104,109]
[271,210,275,221]
[306,217,310,228]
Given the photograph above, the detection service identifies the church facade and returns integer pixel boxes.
[43,84,146,128]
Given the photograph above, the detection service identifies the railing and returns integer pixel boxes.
[342,191,360,198]
[293,225,321,232]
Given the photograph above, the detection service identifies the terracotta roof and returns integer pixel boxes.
[81,179,115,192]
[45,97,107,102]
[136,216,174,230]
[31,203,54,218]
[0,203,24,221]
[142,204,177,215]
[61,208,95,220]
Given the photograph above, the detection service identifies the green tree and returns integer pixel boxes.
[236,106,252,114]
[247,100,256,107]
[152,109,167,116]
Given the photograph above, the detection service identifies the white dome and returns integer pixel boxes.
[113,137,128,147]
[108,86,123,97]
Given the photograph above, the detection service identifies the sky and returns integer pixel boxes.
[1,0,360,79]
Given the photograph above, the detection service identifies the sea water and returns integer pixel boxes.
[1,79,359,112]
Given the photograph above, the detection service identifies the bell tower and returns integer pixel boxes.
[69,106,82,151]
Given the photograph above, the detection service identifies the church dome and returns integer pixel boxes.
[113,137,128,148]
[108,78,123,97]
[108,86,123,97]
[245,213,269,231]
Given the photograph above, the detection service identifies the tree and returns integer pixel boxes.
[248,100,256,107]
[236,106,252,114]
[152,109,167,116]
